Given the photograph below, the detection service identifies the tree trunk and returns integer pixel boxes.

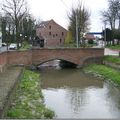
[118,17,120,29]
[15,18,19,49]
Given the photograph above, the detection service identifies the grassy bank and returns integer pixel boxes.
[7,69,55,119]
[19,41,32,51]
[104,55,120,65]
[106,45,120,50]
[84,64,120,86]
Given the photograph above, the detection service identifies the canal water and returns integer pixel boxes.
[40,68,120,119]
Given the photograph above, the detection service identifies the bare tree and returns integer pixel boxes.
[101,0,120,30]
[68,3,90,45]
[101,10,114,30]
[2,0,27,49]
[101,0,120,45]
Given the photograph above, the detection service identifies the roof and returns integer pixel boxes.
[37,19,67,31]
[39,20,51,28]
[85,33,95,40]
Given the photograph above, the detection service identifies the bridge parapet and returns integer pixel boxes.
[0,52,8,72]
[0,48,104,72]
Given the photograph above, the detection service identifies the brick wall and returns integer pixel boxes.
[7,51,32,65]
[0,48,104,70]
[32,48,104,65]
[0,52,8,72]
[36,20,67,47]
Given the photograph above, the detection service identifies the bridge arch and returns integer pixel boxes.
[0,48,104,70]
[33,57,78,66]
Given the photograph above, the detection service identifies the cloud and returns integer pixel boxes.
[27,0,108,31]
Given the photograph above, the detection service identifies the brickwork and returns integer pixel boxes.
[0,52,7,65]
[0,52,8,72]
[0,48,104,70]
[36,20,67,47]
[7,51,32,65]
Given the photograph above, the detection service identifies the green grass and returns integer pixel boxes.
[61,43,94,48]
[62,43,77,48]
[84,64,120,86]
[106,45,120,50]
[104,55,120,65]
[19,41,32,51]
[7,69,55,119]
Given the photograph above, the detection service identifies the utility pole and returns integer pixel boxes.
[76,15,79,48]
[104,21,106,48]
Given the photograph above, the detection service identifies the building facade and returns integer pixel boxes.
[0,15,1,47]
[36,19,67,47]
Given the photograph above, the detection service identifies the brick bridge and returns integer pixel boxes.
[0,48,104,71]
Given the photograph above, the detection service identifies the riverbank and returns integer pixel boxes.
[84,64,120,87]
[0,67,23,118]
[6,69,55,119]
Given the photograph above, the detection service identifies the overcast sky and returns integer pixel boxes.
[1,0,108,32]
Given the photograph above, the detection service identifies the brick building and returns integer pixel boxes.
[36,19,67,47]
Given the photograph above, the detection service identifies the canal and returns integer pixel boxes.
[40,67,120,119]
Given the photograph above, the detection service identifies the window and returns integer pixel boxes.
[56,34,58,36]
[53,34,55,38]
[49,32,51,35]
[60,39,62,43]
[49,25,51,29]
[62,32,64,36]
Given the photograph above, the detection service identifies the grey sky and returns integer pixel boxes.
[0,0,108,32]
[27,0,108,32]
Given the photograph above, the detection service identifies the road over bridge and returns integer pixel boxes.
[0,48,104,71]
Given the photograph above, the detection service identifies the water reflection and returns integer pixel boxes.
[41,69,103,89]
[41,68,120,118]
[65,88,88,114]
[104,83,120,116]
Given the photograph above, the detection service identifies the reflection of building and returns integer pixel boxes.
[36,19,67,47]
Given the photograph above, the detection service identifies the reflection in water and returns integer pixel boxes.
[104,83,120,116]
[65,88,88,114]
[41,68,120,118]
[41,69,103,89]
